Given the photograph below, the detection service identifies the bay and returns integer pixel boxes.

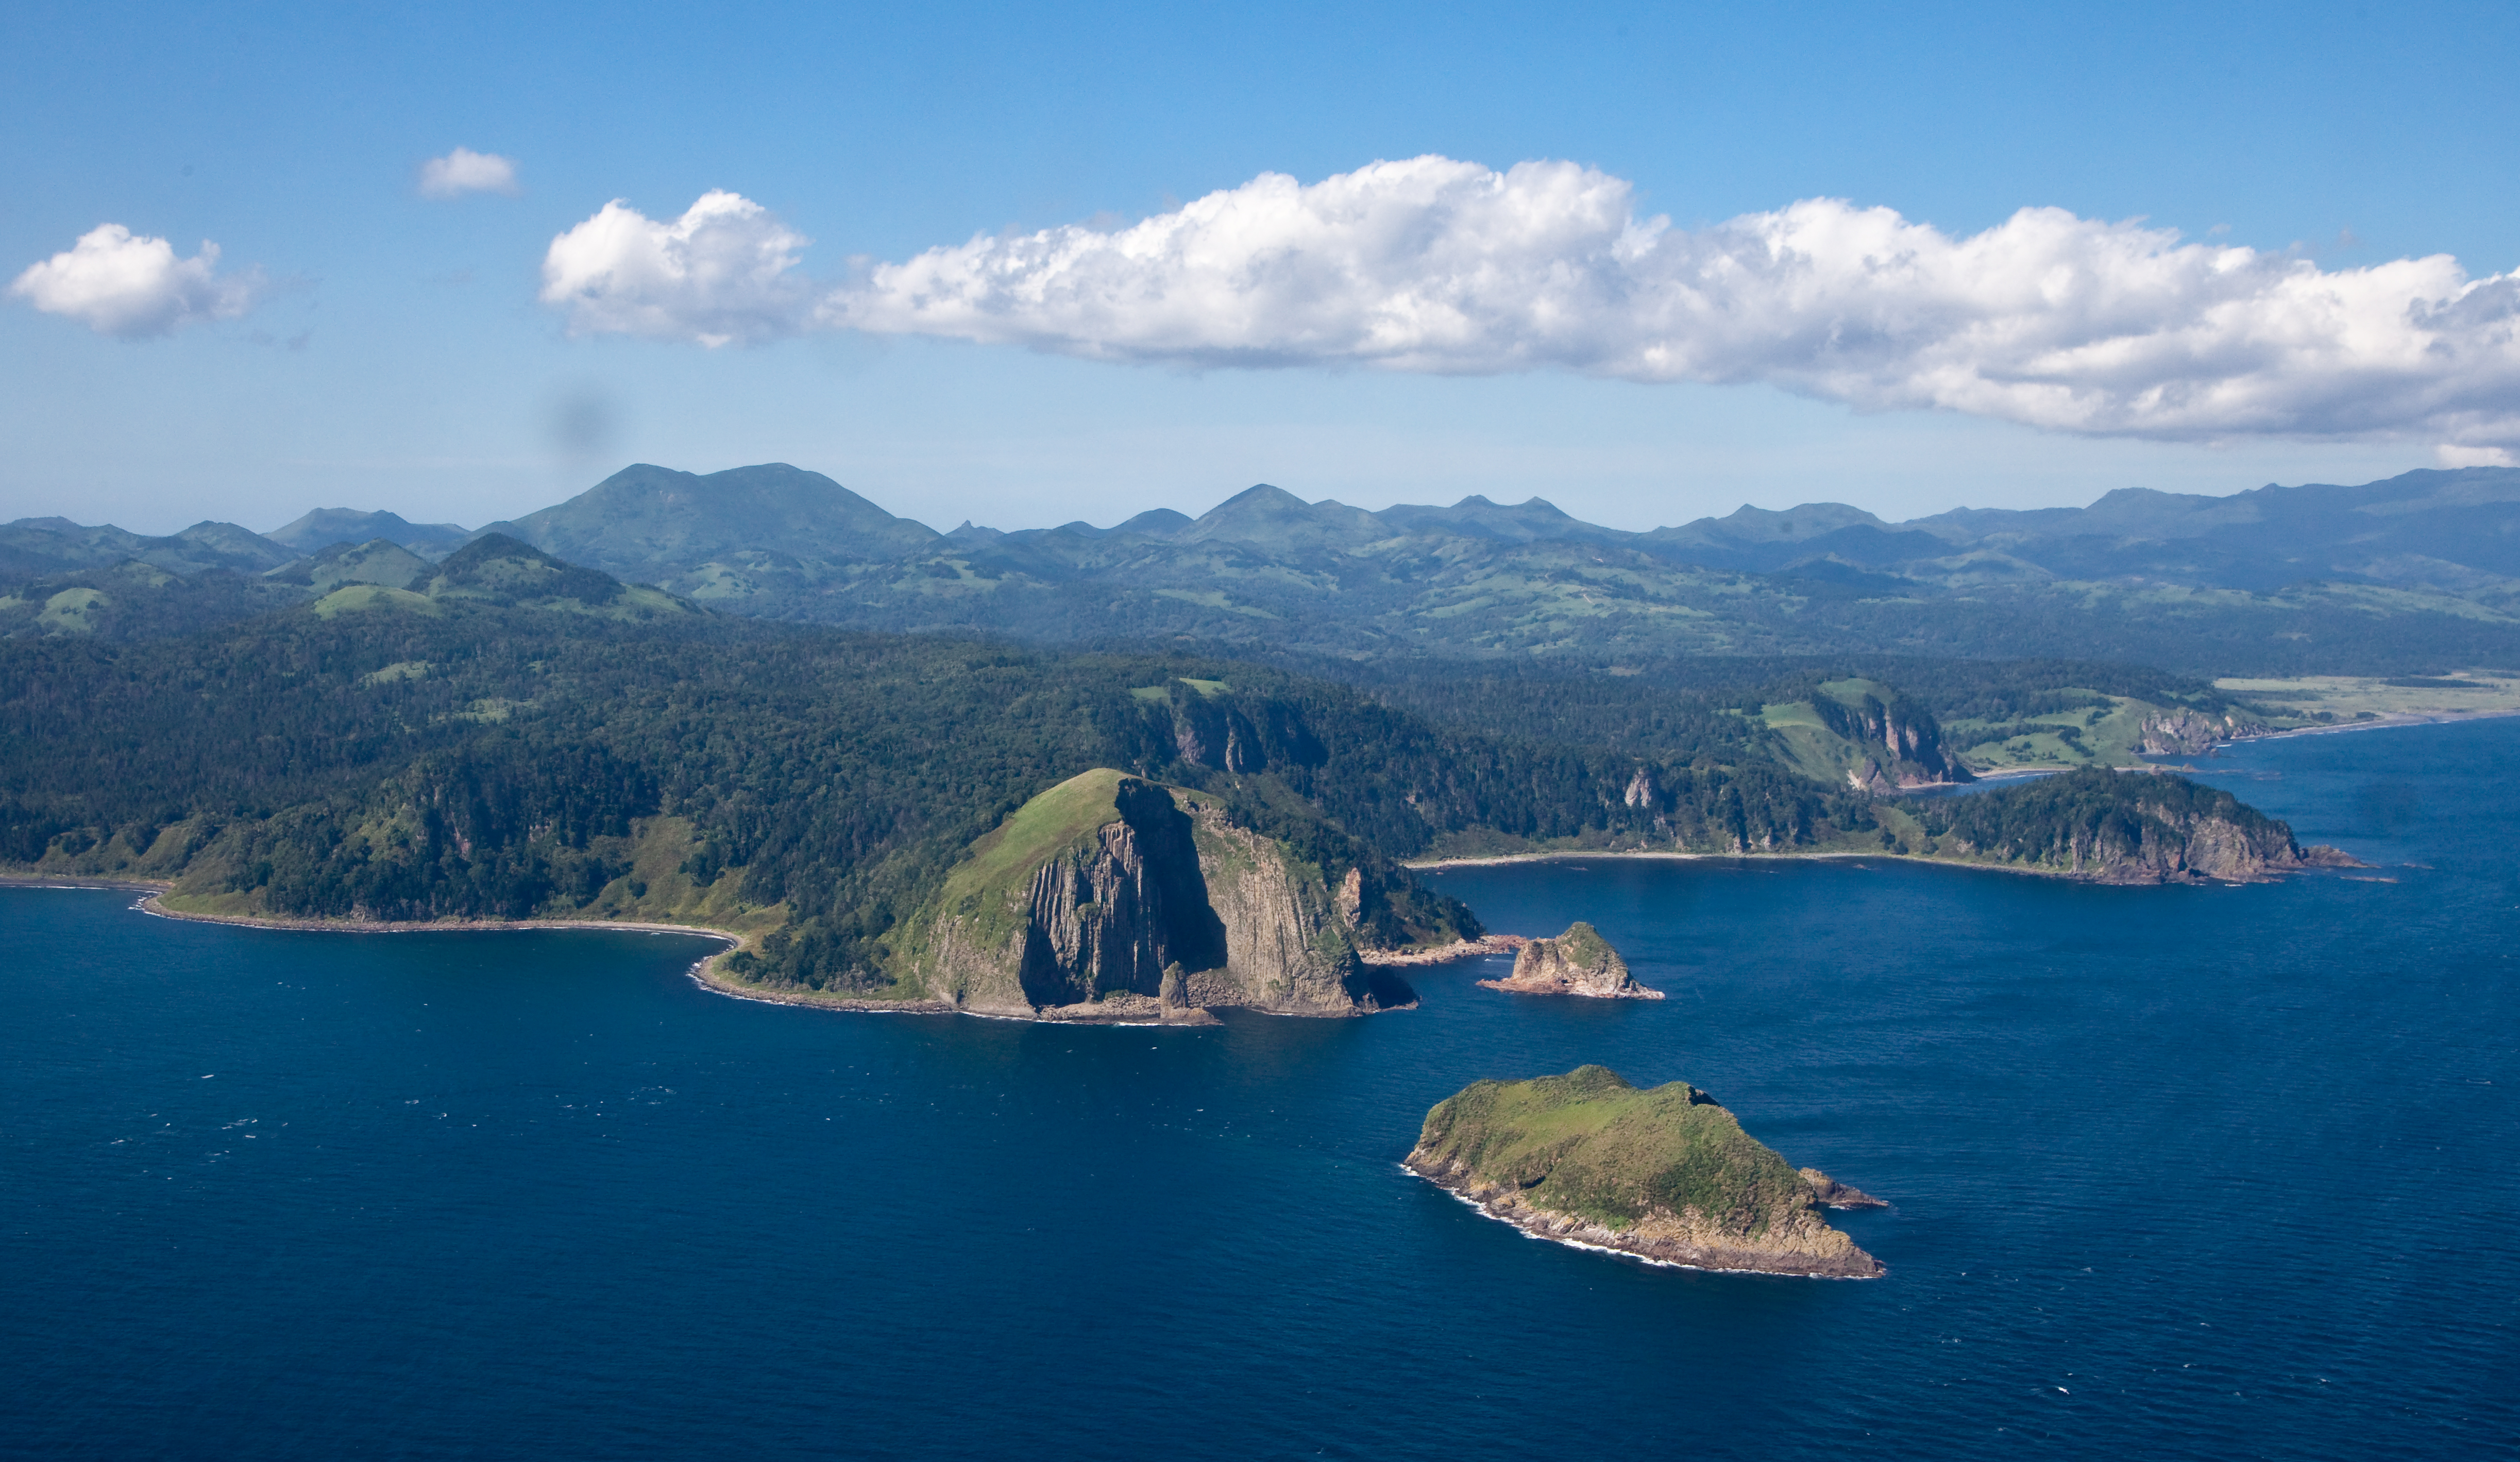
[4,718,2514,1458]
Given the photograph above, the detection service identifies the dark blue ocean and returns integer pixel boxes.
[6,719,2515,1459]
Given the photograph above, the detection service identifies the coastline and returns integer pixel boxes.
[1402,1157,1883,1280]
[9,879,958,1018]
[2218,704,2520,745]
[1403,844,2358,886]
[0,881,1392,1024]
[1952,706,2520,781]
[1405,846,2083,881]
[1357,934,1528,966]
[137,896,969,1016]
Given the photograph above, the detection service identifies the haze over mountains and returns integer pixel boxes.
[8,462,2520,674]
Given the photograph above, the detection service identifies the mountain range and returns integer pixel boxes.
[8,462,2520,674]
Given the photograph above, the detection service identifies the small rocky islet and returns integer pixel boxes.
[1406,1065,1886,1278]
[1478,921,1662,999]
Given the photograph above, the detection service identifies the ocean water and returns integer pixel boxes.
[5,719,2514,1459]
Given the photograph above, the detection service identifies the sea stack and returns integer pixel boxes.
[1478,921,1662,999]
[1405,1066,1883,1278]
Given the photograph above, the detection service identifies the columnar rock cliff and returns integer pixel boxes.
[912,768,1412,1020]
[1814,690,1972,789]
[1405,1066,1883,1278]
[1478,921,1662,999]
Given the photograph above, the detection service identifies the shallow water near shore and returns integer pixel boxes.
[6,720,2515,1458]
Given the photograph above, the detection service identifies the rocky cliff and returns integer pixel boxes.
[1800,1169,1888,1209]
[1915,766,2360,883]
[1477,921,1662,999]
[2140,708,2272,755]
[911,768,1414,1020]
[1405,1066,1883,1278]
[1815,689,1972,789]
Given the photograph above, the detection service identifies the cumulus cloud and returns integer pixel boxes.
[9,224,265,338]
[418,147,520,199]
[544,157,2520,448]
[540,190,810,347]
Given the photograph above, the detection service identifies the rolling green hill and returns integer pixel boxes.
[13,465,2520,677]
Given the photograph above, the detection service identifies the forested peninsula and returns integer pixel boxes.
[0,538,2350,1010]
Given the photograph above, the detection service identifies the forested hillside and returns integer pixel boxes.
[0,574,1880,990]
[0,535,2345,993]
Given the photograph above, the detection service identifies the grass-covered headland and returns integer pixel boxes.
[1405,1065,1883,1276]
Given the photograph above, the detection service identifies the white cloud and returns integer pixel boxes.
[418,147,520,199]
[9,224,264,339]
[545,157,2520,449]
[539,190,810,347]
[2437,444,2514,467]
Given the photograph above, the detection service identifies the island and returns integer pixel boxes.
[1404,1065,1884,1278]
[1477,921,1662,999]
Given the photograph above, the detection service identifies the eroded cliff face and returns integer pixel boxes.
[918,771,1409,1020]
[1177,800,1402,1015]
[1479,921,1662,999]
[1817,692,1971,789]
[2140,708,2271,755]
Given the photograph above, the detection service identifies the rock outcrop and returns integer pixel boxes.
[1919,767,2365,883]
[1477,921,1661,999]
[1815,690,1972,789]
[2139,708,2271,755]
[1800,1168,1888,1209]
[913,768,1414,1020]
[1406,1066,1883,1278]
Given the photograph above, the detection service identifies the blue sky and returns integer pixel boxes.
[4,0,2515,535]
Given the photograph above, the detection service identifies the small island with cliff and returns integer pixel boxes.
[1479,921,1661,999]
[1406,1065,1884,1278]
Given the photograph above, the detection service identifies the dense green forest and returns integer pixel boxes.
[0,542,2329,992]
[0,573,1874,989]
[1907,767,2302,875]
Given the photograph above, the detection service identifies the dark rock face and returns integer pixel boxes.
[1801,1168,1889,1209]
[1012,783,1228,1008]
[923,773,1412,1020]
[1479,921,1662,999]
[1816,692,1972,788]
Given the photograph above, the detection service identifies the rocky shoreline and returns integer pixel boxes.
[1476,922,1661,999]
[1356,934,1528,966]
[1409,828,2366,886]
[1403,1150,1885,1279]
[1404,1066,1886,1280]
